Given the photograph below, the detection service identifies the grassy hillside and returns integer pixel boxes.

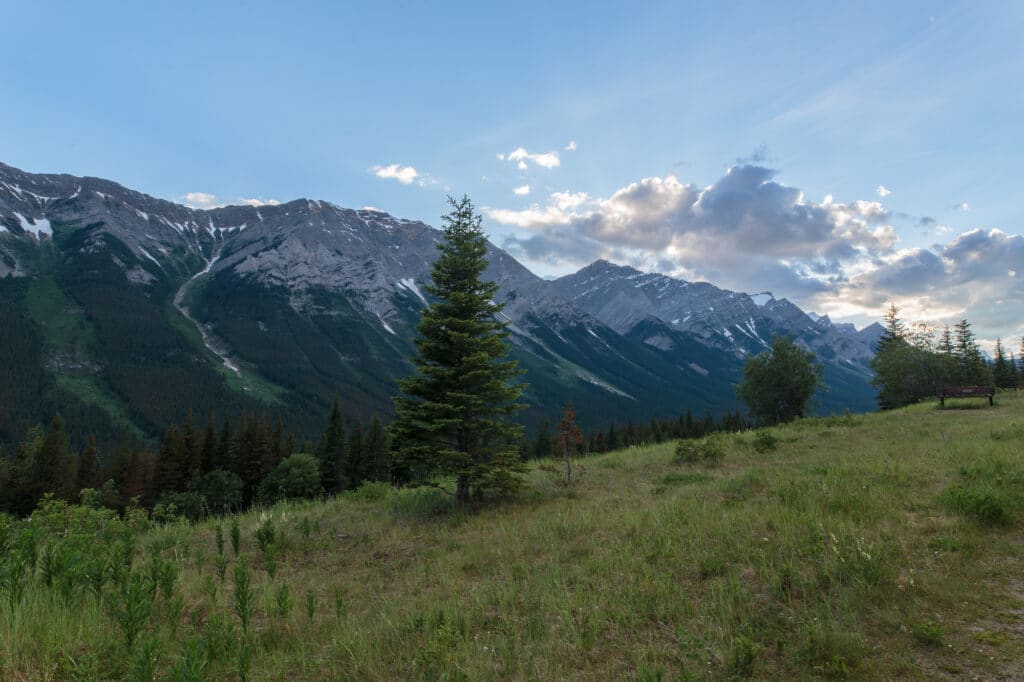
[2,393,1023,680]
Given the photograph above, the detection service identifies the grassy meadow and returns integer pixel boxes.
[2,392,1023,680]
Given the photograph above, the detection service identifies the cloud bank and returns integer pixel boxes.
[486,164,1023,342]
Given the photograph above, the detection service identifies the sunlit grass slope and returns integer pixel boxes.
[2,392,1023,680]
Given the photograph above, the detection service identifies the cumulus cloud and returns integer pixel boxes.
[490,165,895,266]
[952,201,970,212]
[513,185,530,196]
[240,197,281,207]
[486,164,1023,341]
[817,228,1024,339]
[500,147,560,169]
[565,140,577,152]
[371,164,420,185]
[877,185,892,197]
[182,192,222,210]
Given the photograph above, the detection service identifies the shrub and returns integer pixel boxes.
[196,470,243,515]
[260,453,322,503]
[154,491,207,523]
[939,484,1009,525]
[752,430,778,453]
[674,437,725,465]
[912,620,944,647]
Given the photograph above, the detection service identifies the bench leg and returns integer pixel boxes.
[989,396,994,406]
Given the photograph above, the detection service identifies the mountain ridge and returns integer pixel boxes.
[0,161,879,450]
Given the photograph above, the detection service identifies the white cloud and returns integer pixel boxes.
[371,164,420,185]
[182,192,222,210]
[485,164,1023,343]
[240,197,281,207]
[876,185,892,197]
[551,191,590,210]
[565,140,577,152]
[513,185,531,196]
[953,201,970,212]
[503,147,561,169]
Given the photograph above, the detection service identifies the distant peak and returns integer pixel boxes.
[580,259,639,276]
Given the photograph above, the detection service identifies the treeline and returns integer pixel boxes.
[526,408,748,458]
[870,304,1023,409]
[0,401,391,519]
[1,396,751,519]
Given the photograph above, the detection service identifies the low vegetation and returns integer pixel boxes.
[1,391,1022,679]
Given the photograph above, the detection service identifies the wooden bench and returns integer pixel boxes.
[939,385,995,406]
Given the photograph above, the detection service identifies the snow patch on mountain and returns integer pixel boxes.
[14,212,51,238]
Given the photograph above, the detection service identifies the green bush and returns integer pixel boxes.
[259,453,323,503]
[912,620,944,647]
[939,484,1009,525]
[674,437,725,465]
[154,492,207,523]
[196,470,243,515]
[752,430,778,453]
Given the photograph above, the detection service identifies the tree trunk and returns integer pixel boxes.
[455,474,470,505]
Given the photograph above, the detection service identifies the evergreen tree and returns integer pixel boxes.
[106,427,133,494]
[7,425,45,515]
[954,319,989,385]
[200,412,219,474]
[347,421,365,489]
[391,196,526,504]
[364,416,390,483]
[533,417,553,459]
[317,400,348,494]
[153,426,187,495]
[937,324,955,356]
[877,303,907,352]
[38,415,76,501]
[606,423,620,451]
[737,336,824,425]
[993,338,1014,389]
[181,410,201,483]
[216,417,235,477]
[77,434,103,493]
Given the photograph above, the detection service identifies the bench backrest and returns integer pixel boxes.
[940,386,995,397]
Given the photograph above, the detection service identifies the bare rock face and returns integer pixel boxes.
[553,260,878,367]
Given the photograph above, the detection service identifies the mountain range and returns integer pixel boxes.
[0,161,882,450]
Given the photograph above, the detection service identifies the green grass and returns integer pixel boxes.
[2,392,1024,680]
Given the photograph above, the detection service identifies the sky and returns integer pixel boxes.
[3,1,1023,350]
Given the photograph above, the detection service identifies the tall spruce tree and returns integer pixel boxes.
[993,338,1014,389]
[364,416,390,483]
[954,319,989,385]
[391,196,526,504]
[317,399,348,494]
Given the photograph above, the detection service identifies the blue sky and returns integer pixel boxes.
[3,1,1022,346]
